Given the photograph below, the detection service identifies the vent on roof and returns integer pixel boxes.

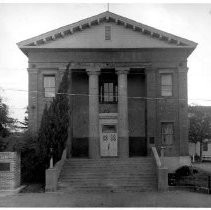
[105,26,111,40]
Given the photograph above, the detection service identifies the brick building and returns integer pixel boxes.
[17,11,197,174]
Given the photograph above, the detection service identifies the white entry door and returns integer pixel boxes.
[100,124,118,157]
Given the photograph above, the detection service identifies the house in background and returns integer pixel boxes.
[189,106,211,161]
[17,11,197,191]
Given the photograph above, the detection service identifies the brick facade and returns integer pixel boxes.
[0,152,20,190]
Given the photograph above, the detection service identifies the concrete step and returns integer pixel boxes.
[60,170,155,175]
[60,177,156,181]
[57,185,157,192]
[60,173,156,179]
[58,157,157,192]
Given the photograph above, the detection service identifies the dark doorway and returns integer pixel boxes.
[72,138,89,158]
[129,137,147,156]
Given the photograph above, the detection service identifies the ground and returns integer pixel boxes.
[0,162,210,207]
[0,190,211,207]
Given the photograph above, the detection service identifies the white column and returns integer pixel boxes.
[116,68,129,158]
[87,69,100,159]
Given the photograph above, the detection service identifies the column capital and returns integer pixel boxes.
[177,61,189,72]
[27,68,38,74]
[116,67,129,75]
[86,69,101,76]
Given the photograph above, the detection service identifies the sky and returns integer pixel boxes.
[0,3,211,122]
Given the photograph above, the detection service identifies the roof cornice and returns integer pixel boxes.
[17,11,197,49]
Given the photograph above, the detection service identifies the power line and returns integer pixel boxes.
[1,87,211,102]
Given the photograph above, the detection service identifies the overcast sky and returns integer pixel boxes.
[0,3,211,121]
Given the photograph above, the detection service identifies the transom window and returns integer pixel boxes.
[44,75,55,98]
[161,74,173,96]
[161,122,174,145]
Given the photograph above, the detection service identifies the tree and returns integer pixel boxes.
[36,63,71,179]
[0,97,15,137]
[18,107,29,131]
[189,106,210,161]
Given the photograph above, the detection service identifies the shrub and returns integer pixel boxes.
[15,134,43,183]
[0,133,43,183]
[0,63,72,184]
[175,165,192,177]
[175,165,198,179]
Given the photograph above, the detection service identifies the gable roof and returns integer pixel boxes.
[17,11,197,51]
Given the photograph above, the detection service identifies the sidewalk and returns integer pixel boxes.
[0,190,211,207]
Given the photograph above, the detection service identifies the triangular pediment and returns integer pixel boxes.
[17,11,197,51]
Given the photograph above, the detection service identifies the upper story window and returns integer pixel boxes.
[161,122,174,146]
[161,74,173,96]
[44,75,55,98]
[100,81,118,103]
[105,26,111,40]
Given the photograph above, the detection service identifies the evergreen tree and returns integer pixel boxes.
[37,63,71,173]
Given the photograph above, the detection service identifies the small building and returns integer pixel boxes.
[17,11,197,171]
[189,106,211,161]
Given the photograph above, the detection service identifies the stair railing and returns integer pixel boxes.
[151,146,168,191]
[45,148,67,192]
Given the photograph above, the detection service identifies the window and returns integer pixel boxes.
[161,122,174,145]
[105,26,111,40]
[161,74,173,96]
[203,142,208,151]
[44,75,55,98]
[100,81,118,103]
[102,125,117,133]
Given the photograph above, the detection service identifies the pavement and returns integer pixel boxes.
[0,190,211,207]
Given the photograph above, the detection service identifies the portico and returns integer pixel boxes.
[85,66,130,159]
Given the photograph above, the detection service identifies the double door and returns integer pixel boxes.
[100,123,118,157]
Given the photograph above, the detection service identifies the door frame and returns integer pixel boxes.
[99,113,118,157]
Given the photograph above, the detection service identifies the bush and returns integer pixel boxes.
[175,165,192,177]
[0,133,44,183]
[0,63,72,184]
[175,165,198,179]
[16,134,44,183]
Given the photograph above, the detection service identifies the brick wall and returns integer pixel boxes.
[0,152,20,190]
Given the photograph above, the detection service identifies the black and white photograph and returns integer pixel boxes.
[0,1,211,207]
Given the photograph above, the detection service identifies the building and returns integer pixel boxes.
[17,11,197,172]
[189,106,211,161]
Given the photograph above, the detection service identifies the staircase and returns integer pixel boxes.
[58,157,157,192]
